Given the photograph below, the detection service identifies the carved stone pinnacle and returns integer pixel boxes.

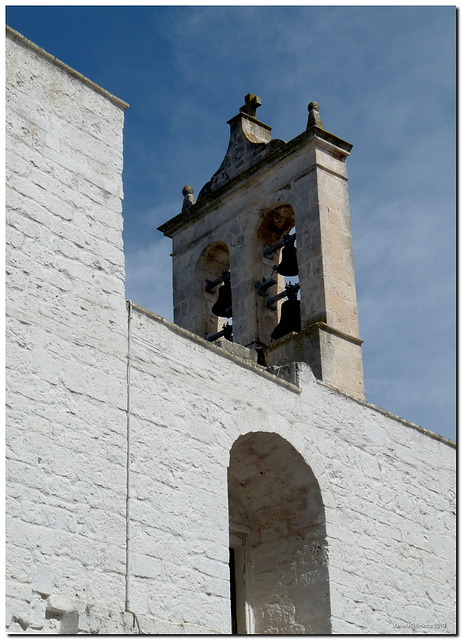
[307,101,324,130]
[182,185,196,211]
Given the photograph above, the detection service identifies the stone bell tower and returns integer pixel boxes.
[159,94,365,400]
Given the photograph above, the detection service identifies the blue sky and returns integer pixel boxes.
[6,6,456,442]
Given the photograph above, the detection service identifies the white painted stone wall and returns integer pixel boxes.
[127,306,455,634]
[6,27,456,635]
[6,28,131,633]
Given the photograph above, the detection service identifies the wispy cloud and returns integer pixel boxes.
[124,235,173,322]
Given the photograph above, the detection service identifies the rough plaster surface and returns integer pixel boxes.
[128,308,455,634]
[6,27,456,635]
[6,28,129,634]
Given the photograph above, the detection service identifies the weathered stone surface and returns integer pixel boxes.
[181,184,196,211]
[307,101,324,129]
[197,98,285,199]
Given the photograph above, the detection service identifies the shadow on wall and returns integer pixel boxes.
[228,431,331,634]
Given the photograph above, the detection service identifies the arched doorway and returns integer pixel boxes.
[228,432,331,634]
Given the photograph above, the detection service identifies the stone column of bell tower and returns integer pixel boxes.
[159,95,365,400]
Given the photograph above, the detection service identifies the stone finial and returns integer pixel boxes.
[240,93,262,118]
[307,101,324,130]
[182,185,196,211]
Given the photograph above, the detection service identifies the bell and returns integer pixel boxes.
[212,271,232,318]
[270,285,301,341]
[275,236,298,276]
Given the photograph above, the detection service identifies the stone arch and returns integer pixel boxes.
[254,204,299,345]
[195,241,231,339]
[228,431,331,634]
[256,203,295,247]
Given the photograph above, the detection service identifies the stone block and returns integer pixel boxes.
[133,555,163,579]
[33,565,55,598]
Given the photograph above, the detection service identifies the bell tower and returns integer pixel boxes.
[159,94,365,400]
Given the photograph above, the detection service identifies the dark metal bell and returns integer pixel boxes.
[270,285,301,341]
[275,236,298,276]
[212,271,232,318]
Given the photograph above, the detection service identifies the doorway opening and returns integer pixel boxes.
[228,432,332,634]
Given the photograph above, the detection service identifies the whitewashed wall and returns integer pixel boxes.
[6,27,455,635]
[6,28,131,633]
[127,305,455,635]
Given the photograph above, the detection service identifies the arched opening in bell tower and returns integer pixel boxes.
[228,432,332,634]
[195,241,232,341]
[255,205,300,345]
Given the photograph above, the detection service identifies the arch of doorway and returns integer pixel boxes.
[228,431,332,634]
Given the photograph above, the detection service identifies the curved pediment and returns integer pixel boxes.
[198,95,285,200]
